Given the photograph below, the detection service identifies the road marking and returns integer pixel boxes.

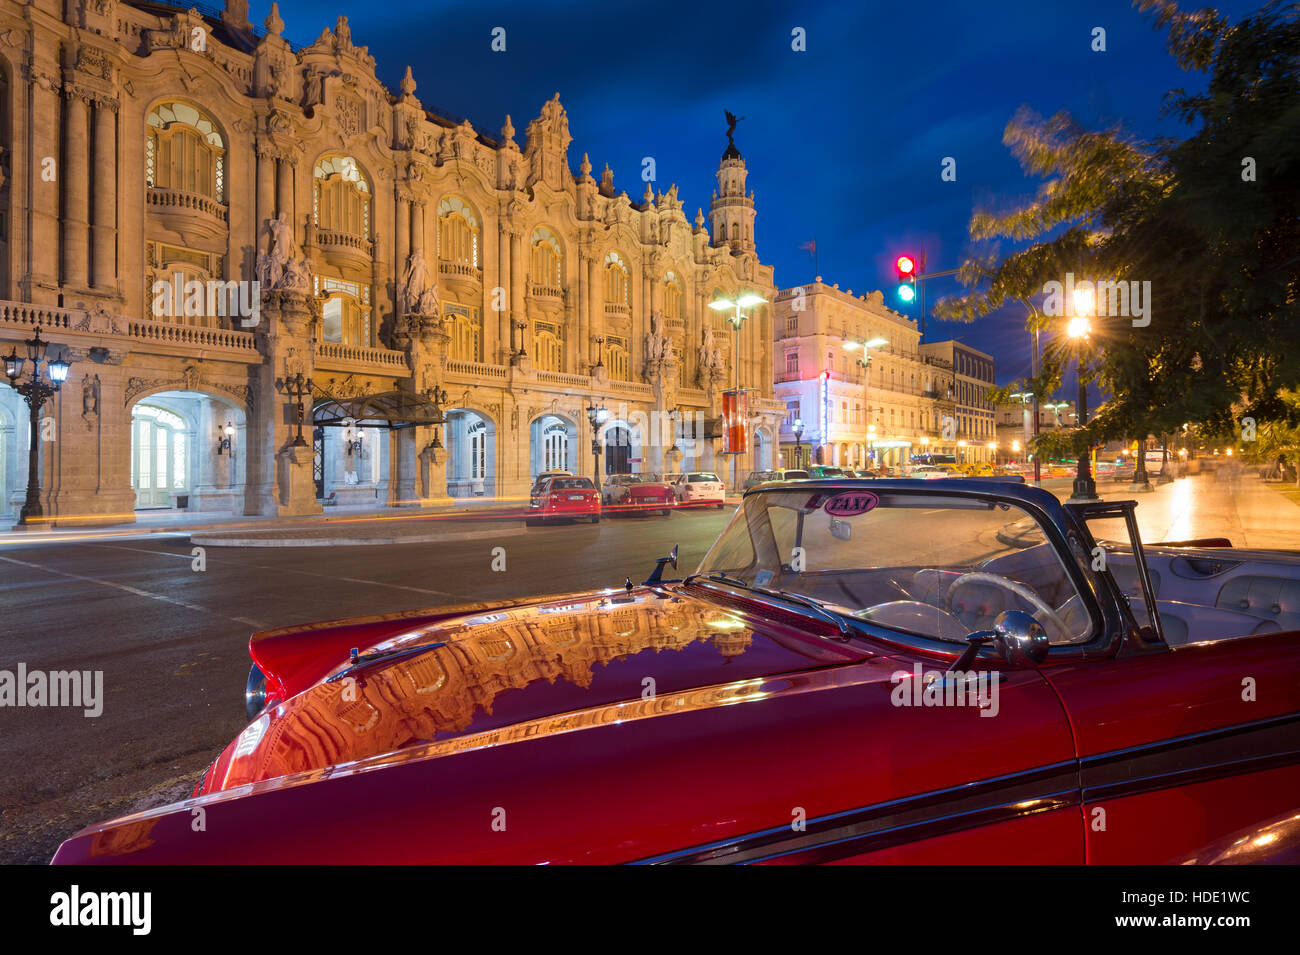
[0,554,269,629]
[75,542,460,598]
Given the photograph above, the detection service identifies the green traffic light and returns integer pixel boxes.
[898,284,915,303]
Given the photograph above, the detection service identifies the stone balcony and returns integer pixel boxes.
[315,230,374,272]
[315,341,410,376]
[146,187,228,243]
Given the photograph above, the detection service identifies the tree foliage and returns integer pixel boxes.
[936,0,1300,453]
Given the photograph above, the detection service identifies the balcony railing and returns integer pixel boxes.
[316,230,374,257]
[439,261,482,281]
[529,283,563,300]
[316,341,408,367]
[146,188,228,223]
[0,302,78,331]
[445,359,507,380]
[129,317,257,350]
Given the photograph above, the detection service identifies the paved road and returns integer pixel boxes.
[0,510,730,864]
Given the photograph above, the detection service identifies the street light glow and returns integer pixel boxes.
[1067,316,1091,339]
[737,293,767,308]
[708,298,735,310]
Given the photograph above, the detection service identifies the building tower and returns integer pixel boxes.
[709,114,756,254]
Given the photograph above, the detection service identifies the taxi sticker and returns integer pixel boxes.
[823,491,879,517]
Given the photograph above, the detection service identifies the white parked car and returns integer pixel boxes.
[911,465,951,480]
[673,471,726,508]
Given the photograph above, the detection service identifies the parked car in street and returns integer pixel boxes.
[911,465,950,480]
[601,473,675,517]
[529,469,573,496]
[526,474,601,524]
[805,465,845,479]
[52,479,1300,865]
[743,468,808,490]
[672,471,726,508]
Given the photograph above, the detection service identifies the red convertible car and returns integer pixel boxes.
[52,480,1300,864]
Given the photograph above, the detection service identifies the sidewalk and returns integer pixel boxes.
[1044,473,1300,551]
[0,496,525,547]
[1,492,748,547]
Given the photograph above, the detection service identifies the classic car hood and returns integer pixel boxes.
[204,588,868,794]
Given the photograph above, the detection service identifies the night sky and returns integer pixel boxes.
[266,0,1262,389]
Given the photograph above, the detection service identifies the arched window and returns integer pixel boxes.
[146,102,226,202]
[603,251,629,306]
[314,155,371,237]
[468,420,487,480]
[663,272,683,321]
[530,227,563,290]
[605,337,630,381]
[438,196,480,268]
[315,276,372,346]
[534,322,562,372]
[444,302,482,362]
[544,422,568,472]
[730,223,739,241]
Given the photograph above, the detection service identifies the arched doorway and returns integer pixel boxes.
[445,408,496,497]
[0,393,16,519]
[753,427,772,471]
[529,413,577,477]
[130,390,247,512]
[602,422,636,475]
[131,403,189,508]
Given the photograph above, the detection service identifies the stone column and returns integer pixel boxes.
[509,227,524,354]
[249,291,322,517]
[587,255,600,368]
[395,193,410,266]
[61,90,91,290]
[276,157,295,223]
[575,254,588,373]
[388,428,418,506]
[25,67,62,303]
[90,98,118,291]
[411,199,425,254]
[256,147,276,250]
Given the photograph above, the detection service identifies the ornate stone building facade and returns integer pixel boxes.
[0,0,783,524]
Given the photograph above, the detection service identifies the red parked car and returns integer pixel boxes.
[601,473,675,517]
[526,474,601,525]
[52,479,1300,864]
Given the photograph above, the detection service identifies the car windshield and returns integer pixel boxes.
[695,486,1093,647]
[550,478,594,490]
[614,475,642,483]
[690,473,720,482]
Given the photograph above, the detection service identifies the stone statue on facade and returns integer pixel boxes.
[401,249,440,318]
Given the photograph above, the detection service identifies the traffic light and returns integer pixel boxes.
[896,255,917,303]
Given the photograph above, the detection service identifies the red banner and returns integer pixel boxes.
[722,390,749,455]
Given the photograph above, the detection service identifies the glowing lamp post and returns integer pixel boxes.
[709,291,767,490]
[4,326,71,526]
[1067,289,1098,501]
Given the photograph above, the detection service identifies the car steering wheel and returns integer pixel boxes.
[945,571,1073,638]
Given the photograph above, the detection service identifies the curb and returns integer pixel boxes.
[190,525,526,547]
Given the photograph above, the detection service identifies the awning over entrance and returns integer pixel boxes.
[313,391,446,430]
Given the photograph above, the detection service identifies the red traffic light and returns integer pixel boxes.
[896,255,916,276]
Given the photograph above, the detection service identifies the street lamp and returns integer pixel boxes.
[844,336,888,465]
[1067,291,1098,501]
[709,291,767,491]
[585,396,609,492]
[276,372,315,448]
[4,326,72,525]
[792,416,804,469]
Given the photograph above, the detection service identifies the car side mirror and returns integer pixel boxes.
[991,611,1049,667]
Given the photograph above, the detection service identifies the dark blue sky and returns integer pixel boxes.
[267,0,1259,388]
